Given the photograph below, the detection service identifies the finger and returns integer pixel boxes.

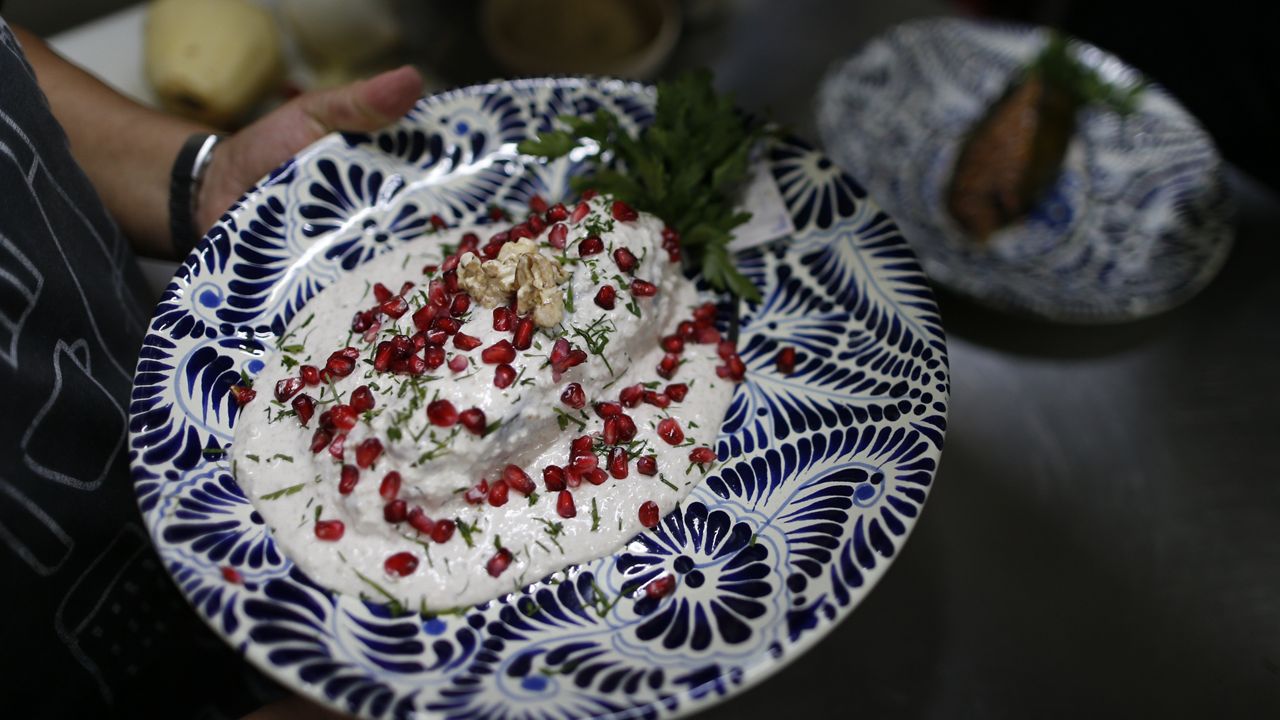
[299,65,424,134]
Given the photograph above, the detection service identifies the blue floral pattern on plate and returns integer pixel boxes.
[816,18,1233,322]
[128,77,949,719]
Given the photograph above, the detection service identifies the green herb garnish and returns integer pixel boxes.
[261,483,305,500]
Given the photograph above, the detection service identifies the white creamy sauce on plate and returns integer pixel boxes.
[233,198,736,610]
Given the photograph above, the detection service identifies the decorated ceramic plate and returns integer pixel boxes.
[816,18,1233,323]
[129,77,948,719]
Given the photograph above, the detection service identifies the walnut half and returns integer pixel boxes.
[456,239,567,327]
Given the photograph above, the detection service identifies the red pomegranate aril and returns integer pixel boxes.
[555,490,576,518]
[408,507,435,535]
[611,199,639,221]
[503,465,536,495]
[274,377,303,403]
[427,399,458,427]
[350,385,375,413]
[411,305,436,332]
[411,331,428,351]
[509,223,534,242]
[373,282,393,303]
[424,346,446,369]
[564,466,584,488]
[315,519,345,541]
[571,201,590,224]
[319,409,334,431]
[547,222,569,249]
[453,333,482,351]
[631,279,658,297]
[310,428,332,454]
[430,213,447,229]
[571,435,594,459]
[666,245,682,263]
[403,355,428,376]
[638,500,660,528]
[616,414,637,442]
[595,401,622,418]
[716,341,735,360]
[595,284,617,310]
[326,352,356,378]
[608,447,628,479]
[776,346,797,374]
[450,293,471,317]
[693,302,717,324]
[292,393,316,426]
[339,464,360,495]
[529,194,549,214]
[481,340,517,364]
[355,438,384,469]
[331,404,358,431]
[426,331,449,348]
[492,306,514,331]
[486,547,513,577]
[380,295,409,318]
[612,247,638,273]
[689,446,716,464]
[489,205,506,222]
[389,334,413,357]
[328,433,346,460]
[661,335,684,353]
[560,382,586,409]
[657,417,684,445]
[665,383,688,402]
[221,566,242,584]
[527,213,547,235]
[448,354,469,373]
[428,280,448,306]
[696,326,722,344]
[619,384,644,407]
[383,499,407,523]
[602,416,620,446]
[432,316,461,336]
[494,364,517,388]
[460,407,487,436]
[726,353,747,381]
[643,390,671,409]
[371,342,392,372]
[300,365,321,386]
[645,574,676,599]
[482,240,503,260]
[423,263,439,275]
[637,455,658,476]
[543,465,567,491]
[547,202,569,222]
[578,236,604,256]
[678,320,697,339]
[430,519,456,543]
[588,468,608,485]
[351,309,374,332]
[440,256,459,274]
[550,337,570,365]
[460,231,481,253]
[571,453,598,472]
[384,551,419,577]
[380,471,402,501]
[512,316,534,350]
[657,353,680,379]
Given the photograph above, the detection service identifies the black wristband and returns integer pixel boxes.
[169,133,221,258]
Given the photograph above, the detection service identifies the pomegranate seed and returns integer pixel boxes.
[430,519,455,543]
[408,507,435,535]
[579,236,604,256]
[571,201,590,224]
[350,385,375,413]
[373,282,393,303]
[403,355,428,376]
[482,240,503,259]
[453,333,482,351]
[486,547,513,577]
[548,222,568,248]
[384,551,419,577]
[460,407,487,436]
[230,384,256,406]
[527,213,547,235]
[662,226,680,246]
[351,309,374,332]
[603,416,620,446]
[411,332,428,350]
[513,315,534,350]
[529,194,548,213]
[481,340,517,364]
[678,321,697,339]
[315,519,345,541]
[631,279,658,297]
[608,447,628,479]
[554,490,576,518]
[444,269,462,293]
[326,351,356,378]
[448,354,469,373]
[693,303,717,324]
[221,566,242,584]
[331,404,358,431]
[380,296,409,318]
[318,409,334,431]
[657,417,684,445]
[433,316,461,335]
[588,468,608,485]
[503,465,536,495]
[595,285,616,309]
[424,345,446,369]
[450,293,471,317]
[638,501,660,528]
[697,328,723,345]
[637,455,658,475]
[339,464,360,495]
[665,383,688,401]
[543,465,567,491]
[422,263,439,275]
[565,466,584,488]
[571,435,594,459]
[619,384,644,407]
[329,432,346,459]
[717,340,736,360]
[509,223,534,242]
[355,438,384,469]
[546,203,569,222]
[274,377,303,403]
[379,471,402,501]
[613,247,638,272]
[661,335,684,353]
[550,337,570,365]
[463,482,487,505]
[427,399,458,426]
[555,347,588,375]
[657,353,680,379]
[488,205,506,221]
[428,280,448,306]
[383,499,407,523]
[411,305,436,333]
[560,382,586,408]
[494,364,516,388]
[776,346,797,374]
[300,365,321,386]
[292,394,316,426]
[643,390,671,409]
[666,245,682,263]
[310,428,332,454]
[725,353,747,381]
[645,574,676,599]
[373,342,394,372]
[390,335,414,357]
[616,414,637,442]
[689,446,716,464]
[611,199,638,221]
[595,401,622,418]
[430,214,447,229]
[492,306,514,331]
[571,453,598,472]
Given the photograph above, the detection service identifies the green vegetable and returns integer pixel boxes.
[518,70,762,302]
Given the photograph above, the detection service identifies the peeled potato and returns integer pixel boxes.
[145,0,282,127]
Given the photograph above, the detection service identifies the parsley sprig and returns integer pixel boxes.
[518,70,762,301]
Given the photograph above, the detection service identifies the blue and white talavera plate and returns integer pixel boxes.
[129,77,949,719]
[816,18,1233,323]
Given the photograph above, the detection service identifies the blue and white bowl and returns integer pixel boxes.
[817,18,1233,323]
[129,77,949,719]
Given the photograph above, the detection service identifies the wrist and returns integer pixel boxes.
[170,133,222,257]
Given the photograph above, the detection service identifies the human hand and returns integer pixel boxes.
[196,65,424,232]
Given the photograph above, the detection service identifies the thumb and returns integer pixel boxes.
[297,65,425,135]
